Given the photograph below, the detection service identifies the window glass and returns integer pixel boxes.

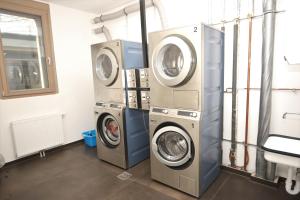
[0,10,49,91]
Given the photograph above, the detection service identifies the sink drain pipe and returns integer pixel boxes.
[285,167,300,195]
[256,0,277,180]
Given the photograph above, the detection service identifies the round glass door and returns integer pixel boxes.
[97,114,121,147]
[152,36,196,87]
[95,48,118,86]
[152,126,191,167]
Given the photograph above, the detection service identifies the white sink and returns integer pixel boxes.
[263,134,300,195]
[263,135,300,168]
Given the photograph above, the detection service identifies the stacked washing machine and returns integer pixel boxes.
[91,40,150,169]
[148,24,224,197]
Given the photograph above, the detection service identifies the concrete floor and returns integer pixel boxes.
[0,142,299,200]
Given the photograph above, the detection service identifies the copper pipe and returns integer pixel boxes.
[243,15,253,171]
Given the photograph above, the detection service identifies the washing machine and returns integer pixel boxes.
[91,40,143,104]
[95,102,149,169]
[148,24,224,111]
[149,107,222,197]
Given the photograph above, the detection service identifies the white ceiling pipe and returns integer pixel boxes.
[94,25,112,41]
[152,0,167,29]
[92,0,167,29]
[93,0,154,23]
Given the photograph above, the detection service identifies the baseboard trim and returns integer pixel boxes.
[3,139,84,168]
[221,165,251,177]
[250,175,279,187]
[221,165,279,187]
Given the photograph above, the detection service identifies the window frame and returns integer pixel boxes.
[0,0,58,98]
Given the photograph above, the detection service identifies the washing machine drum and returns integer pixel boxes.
[152,126,192,167]
[95,48,119,86]
[152,36,196,87]
[97,114,121,147]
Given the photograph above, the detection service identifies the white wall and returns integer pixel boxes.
[0,3,97,162]
[91,0,300,178]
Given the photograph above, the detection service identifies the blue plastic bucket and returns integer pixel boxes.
[82,130,96,147]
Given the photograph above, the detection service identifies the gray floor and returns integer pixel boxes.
[0,142,299,200]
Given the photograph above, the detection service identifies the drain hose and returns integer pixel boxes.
[285,167,300,195]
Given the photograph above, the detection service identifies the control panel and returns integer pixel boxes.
[177,110,198,118]
[125,69,138,88]
[96,102,105,107]
[140,90,150,110]
[124,68,150,111]
[127,90,138,109]
[151,107,200,120]
[139,68,149,88]
[152,107,168,114]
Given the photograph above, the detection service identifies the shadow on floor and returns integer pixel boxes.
[0,142,299,200]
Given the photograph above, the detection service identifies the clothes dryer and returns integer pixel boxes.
[91,40,143,104]
[149,24,224,111]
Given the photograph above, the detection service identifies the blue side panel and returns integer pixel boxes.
[124,108,150,168]
[200,25,224,194]
[121,40,150,168]
[122,41,144,70]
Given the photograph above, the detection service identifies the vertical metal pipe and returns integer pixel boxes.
[139,0,149,68]
[256,0,277,180]
[229,23,239,168]
[243,16,253,171]
[220,26,225,166]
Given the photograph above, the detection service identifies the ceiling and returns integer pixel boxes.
[44,0,136,14]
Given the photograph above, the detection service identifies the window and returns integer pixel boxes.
[0,0,57,98]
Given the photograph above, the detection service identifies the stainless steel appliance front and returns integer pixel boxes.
[95,103,127,169]
[150,107,201,196]
[92,40,124,104]
[149,24,224,111]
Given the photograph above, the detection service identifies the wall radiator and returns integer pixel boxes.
[11,113,64,158]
